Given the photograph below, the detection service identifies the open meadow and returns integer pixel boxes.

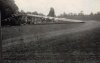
[2,22,83,40]
[2,21,100,63]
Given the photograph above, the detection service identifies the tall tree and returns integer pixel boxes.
[48,7,55,17]
[0,0,18,20]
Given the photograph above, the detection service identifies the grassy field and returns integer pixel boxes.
[2,22,83,40]
[2,22,100,63]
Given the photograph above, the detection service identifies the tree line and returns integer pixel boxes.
[1,0,100,26]
[1,1,56,26]
[58,11,100,21]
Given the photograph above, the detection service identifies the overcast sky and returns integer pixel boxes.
[15,0,100,15]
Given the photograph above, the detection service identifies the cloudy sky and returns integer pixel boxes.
[15,0,100,15]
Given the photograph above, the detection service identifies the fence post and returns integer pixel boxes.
[0,10,2,63]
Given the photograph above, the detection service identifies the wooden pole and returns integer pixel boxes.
[0,10,2,63]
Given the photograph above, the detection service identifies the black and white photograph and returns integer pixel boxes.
[1,0,100,63]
